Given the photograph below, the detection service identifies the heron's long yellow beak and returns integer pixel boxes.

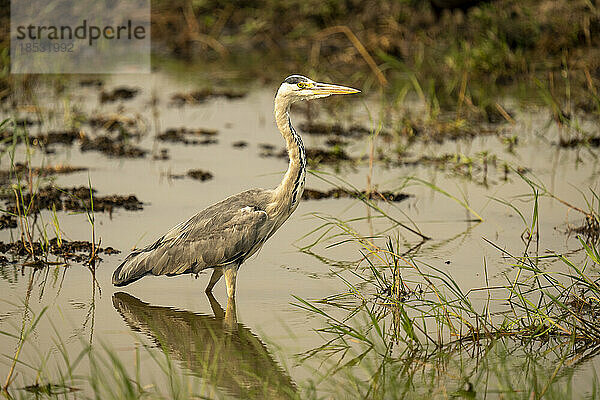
[312,82,361,95]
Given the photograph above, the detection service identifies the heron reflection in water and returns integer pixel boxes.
[112,292,296,399]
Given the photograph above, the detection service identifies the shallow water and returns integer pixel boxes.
[0,71,598,398]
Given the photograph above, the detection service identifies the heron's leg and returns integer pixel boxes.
[224,295,237,330]
[205,291,225,319]
[205,267,223,293]
[223,264,239,299]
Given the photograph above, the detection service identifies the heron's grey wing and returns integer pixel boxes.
[152,204,268,275]
[112,190,270,286]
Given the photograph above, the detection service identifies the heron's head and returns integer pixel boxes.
[276,75,360,104]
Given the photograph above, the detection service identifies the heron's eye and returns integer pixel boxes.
[297,82,309,89]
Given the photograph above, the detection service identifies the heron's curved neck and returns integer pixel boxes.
[273,99,306,210]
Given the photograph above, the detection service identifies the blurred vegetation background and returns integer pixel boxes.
[147,0,600,112]
[1,0,599,117]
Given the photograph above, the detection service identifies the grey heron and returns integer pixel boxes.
[112,75,360,298]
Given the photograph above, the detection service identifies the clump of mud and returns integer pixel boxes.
[0,130,81,149]
[232,141,248,148]
[298,122,380,138]
[325,137,349,147]
[0,163,87,184]
[153,148,170,160]
[558,136,600,148]
[0,214,17,229]
[0,238,120,265]
[86,114,143,135]
[170,88,246,105]
[100,87,139,103]
[398,117,499,143]
[260,146,351,165]
[1,113,148,156]
[0,186,143,218]
[302,188,410,202]
[79,79,104,87]
[77,113,148,156]
[297,120,503,143]
[386,152,529,186]
[396,152,493,168]
[306,148,351,164]
[258,143,275,151]
[80,135,147,158]
[81,194,144,212]
[187,169,213,181]
[569,214,600,242]
[36,130,82,147]
[157,128,218,145]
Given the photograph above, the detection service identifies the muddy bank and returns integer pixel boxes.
[1,113,148,157]
[297,122,379,138]
[0,238,119,265]
[187,169,213,181]
[0,186,143,219]
[0,163,87,184]
[100,87,139,103]
[384,152,528,186]
[0,214,16,230]
[297,118,502,144]
[79,78,104,87]
[170,89,246,106]
[153,148,170,160]
[0,129,80,148]
[558,136,600,148]
[568,214,600,242]
[166,169,214,181]
[397,118,501,143]
[260,145,351,165]
[86,114,145,136]
[157,128,218,145]
[302,188,410,202]
[80,135,147,158]
[232,141,248,148]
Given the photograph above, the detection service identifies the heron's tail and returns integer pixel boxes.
[112,250,153,286]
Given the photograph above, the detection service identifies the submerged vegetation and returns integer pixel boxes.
[291,173,600,398]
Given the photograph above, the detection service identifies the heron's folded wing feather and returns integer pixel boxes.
[148,205,268,276]
[112,189,272,285]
